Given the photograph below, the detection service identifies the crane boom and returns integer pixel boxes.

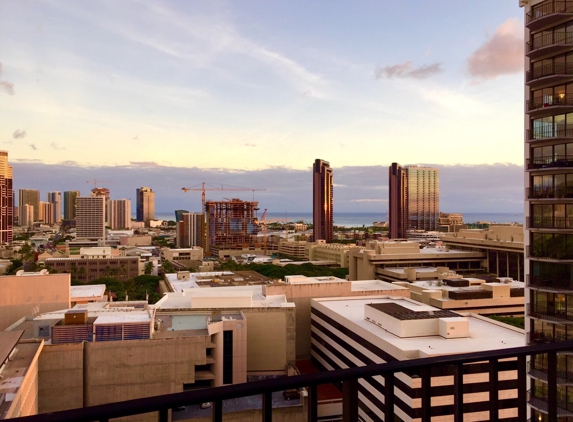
[181,183,266,255]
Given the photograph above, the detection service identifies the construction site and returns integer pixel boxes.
[205,198,262,257]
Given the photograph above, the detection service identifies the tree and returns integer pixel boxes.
[161,260,174,274]
[144,261,154,275]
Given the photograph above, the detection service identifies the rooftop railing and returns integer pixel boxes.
[10,340,573,422]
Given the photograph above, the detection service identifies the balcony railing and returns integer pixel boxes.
[528,244,573,261]
[527,123,573,141]
[528,216,573,229]
[528,274,573,291]
[527,186,573,199]
[528,303,573,323]
[527,93,573,116]
[528,389,573,416]
[9,341,573,422]
[526,62,573,85]
[528,360,573,383]
[527,155,573,170]
[527,32,573,58]
[527,1,573,30]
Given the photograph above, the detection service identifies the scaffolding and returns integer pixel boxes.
[205,199,259,254]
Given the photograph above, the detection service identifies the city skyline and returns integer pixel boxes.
[1,2,521,172]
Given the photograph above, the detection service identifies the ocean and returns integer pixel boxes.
[151,212,524,228]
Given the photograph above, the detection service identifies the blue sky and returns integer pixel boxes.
[0,1,525,213]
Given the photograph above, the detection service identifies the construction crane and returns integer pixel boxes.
[181,183,266,254]
[255,209,286,255]
[86,179,114,189]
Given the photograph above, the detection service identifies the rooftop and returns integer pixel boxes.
[312,296,524,358]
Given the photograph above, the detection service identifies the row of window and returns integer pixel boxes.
[531,232,573,259]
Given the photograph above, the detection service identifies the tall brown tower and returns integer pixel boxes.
[388,162,408,239]
[312,159,333,242]
[0,151,13,244]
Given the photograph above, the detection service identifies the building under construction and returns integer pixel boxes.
[205,198,259,256]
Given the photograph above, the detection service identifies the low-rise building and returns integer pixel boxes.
[45,255,141,282]
[161,247,203,266]
[348,241,485,281]
[0,271,70,331]
[311,296,524,422]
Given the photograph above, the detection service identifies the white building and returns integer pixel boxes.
[311,296,524,422]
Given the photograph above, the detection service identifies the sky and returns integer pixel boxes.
[0,1,525,213]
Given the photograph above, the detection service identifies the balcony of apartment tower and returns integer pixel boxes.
[526,1,573,31]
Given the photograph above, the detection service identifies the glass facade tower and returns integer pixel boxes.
[522,1,573,419]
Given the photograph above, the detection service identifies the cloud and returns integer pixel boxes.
[374,61,443,80]
[9,162,523,214]
[351,199,387,203]
[467,18,524,82]
[50,143,64,150]
[29,144,37,150]
[0,62,15,95]
[244,143,257,147]
[12,130,26,139]
[129,161,160,167]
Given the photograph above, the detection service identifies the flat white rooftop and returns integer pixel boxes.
[165,271,235,293]
[70,284,106,299]
[350,280,410,292]
[156,286,293,309]
[312,296,524,359]
[34,301,152,325]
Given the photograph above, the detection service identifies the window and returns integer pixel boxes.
[223,330,233,385]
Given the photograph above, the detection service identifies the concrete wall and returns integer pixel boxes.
[4,341,43,419]
[0,273,70,331]
[39,342,84,413]
[38,337,210,421]
[243,307,296,373]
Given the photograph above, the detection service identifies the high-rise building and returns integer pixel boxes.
[205,199,258,255]
[0,151,13,244]
[18,189,40,225]
[75,196,105,239]
[40,201,55,225]
[20,204,34,227]
[312,159,333,242]
[91,187,110,224]
[108,199,131,230]
[176,212,203,248]
[520,2,573,420]
[406,166,439,231]
[389,162,408,239]
[136,187,155,223]
[63,191,80,221]
[388,164,440,238]
[174,209,189,222]
[46,191,62,222]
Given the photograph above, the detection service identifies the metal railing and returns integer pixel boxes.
[528,389,573,415]
[528,359,573,383]
[527,1,573,24]
[527,186,573,199]
[528,93,573,112]
[527,216,573,229]
[527,274,573,291]
[527,155,573,169]
[527,124,573,141]
[527,303,573,323]
[9,341,573,422]
[526,62,573,83]
[527,244,573,260]
[527,31,573,54]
